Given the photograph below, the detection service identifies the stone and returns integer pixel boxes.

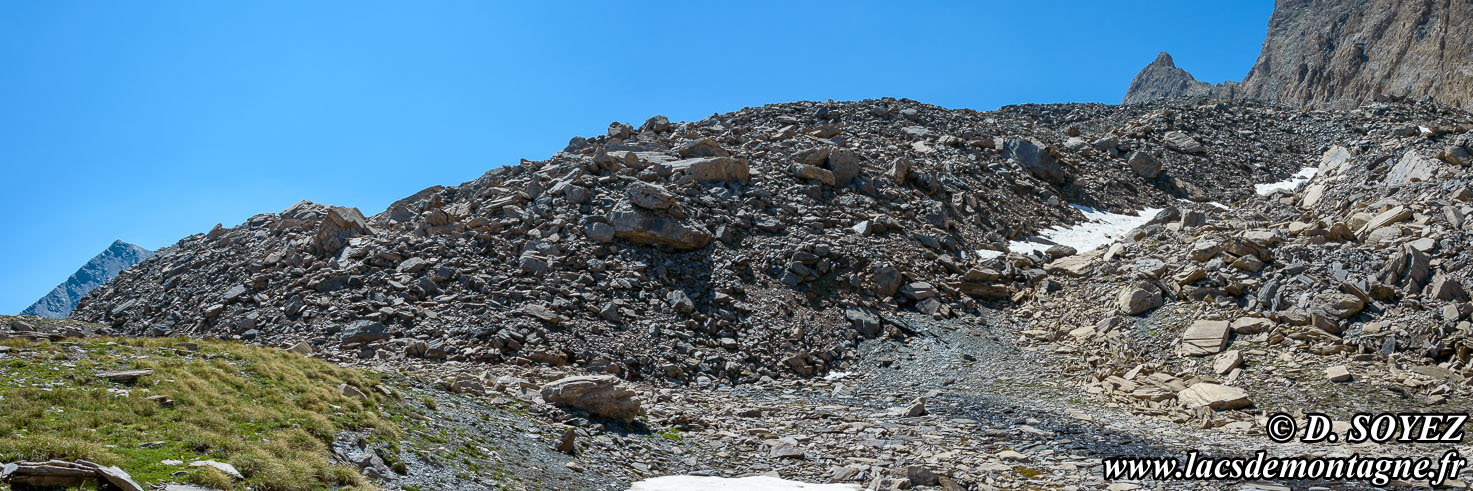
[900,282,937,301]
[1319,145,1353,174]
[1230,254,1264,273]
[1309,293,1364,320]
[1212,350,1242,375]
[1428,276,1468,301]
[826,148,861,185]
[607,204,713,250]
[1001,138,1070,184]
[1117,282,1163,315]
[540,375,644,423]
[221,284,248,302]
[904,397,927,417]
[666,290,695,313]
[1176,383,1252,410]
[769,443,806,459]
[793,164,836,186]
[340,320,390,345]
[584,222,615,243]
[1360,205,1412,234]
[1386,151,1439,185]
[1230,317,1274,334]
[0,460,144,491]
[1127,151,1163,179]
[189,460,244,480]
[667,156,750,183]
[872,265,902,298]
[1325,365,1352,383]
[287,341,313,356]
[627,182,678,210]
[1301,183,1327,208]
[556,427,577,455]
[1189,240,1221,261]
[904,465,940,486]
[521,304,563,325]
[339,383,368,400]
[95,369,153,383]
[674,138,728,158]
[1179,320,1231,356]
[844,307,882,337]
[997,450,1029,462]
[1163,131,1204,153]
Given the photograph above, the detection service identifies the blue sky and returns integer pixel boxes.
[0,1,1272,314]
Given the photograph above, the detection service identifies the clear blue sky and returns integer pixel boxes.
[0,1,1272,314]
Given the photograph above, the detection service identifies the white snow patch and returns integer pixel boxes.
[1177,198,1230,210]
[1002,204,1161,256]
[822,371,852,381]
[1254,167,1317,195]
[973,249,1003,260]
[629,475,861,491]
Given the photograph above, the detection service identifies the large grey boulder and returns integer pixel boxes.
[1000,138,1070,185]
[1163,131,1204,153]
[607,202,713,250]
[1128,151,1163,179]
[667,156,750,183]
[627,182,678,210]
[340,320,390,345]
[1177,383,1252,410]
[1117,282,1163,315]
[540,375,644,423]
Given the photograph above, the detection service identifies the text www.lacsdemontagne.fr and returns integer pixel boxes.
[1102,450,1466,486]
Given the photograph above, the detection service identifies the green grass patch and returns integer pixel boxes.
[0,329,400,490]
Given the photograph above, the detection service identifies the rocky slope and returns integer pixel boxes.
[1012,100,1473,430]
[72,98,1355,385]
[21,240,153,318]
[1125,0,1473,111]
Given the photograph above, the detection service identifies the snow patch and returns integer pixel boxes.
[973,249,1003,260]
[822,371,852,381]
[1178,198,1231,210]
[629,475,861,491]
[1254,167,1317,195]
[1000,204,1161,257]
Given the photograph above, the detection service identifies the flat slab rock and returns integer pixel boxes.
[1176,382,1252,410]
[94,369,153,382]
[0,460,143,491]
[1178,320,1230,356]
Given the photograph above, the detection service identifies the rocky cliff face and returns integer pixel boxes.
[1125,0,1473,110]
[22,240,153,318]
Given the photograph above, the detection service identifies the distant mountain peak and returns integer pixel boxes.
[20,240,154,318]
[1123,51,1238,105]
